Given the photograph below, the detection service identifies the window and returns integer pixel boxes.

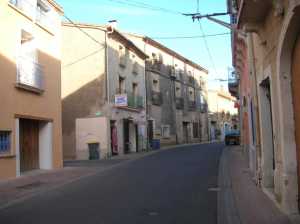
[118,76,125,93]
[161,125,170,138]
[9,0,36,18]
[0,131,11,153]
[189,87,195,101]
[175,83,181,98]
[132,61,139,75]
[152,78,159,92]
[193,123,199,138]
[119,45,126,67]
[36,0,52,30]
[17,30,45,91]
[132,83,138,96]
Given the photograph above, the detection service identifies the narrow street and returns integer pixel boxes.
[0,144,223,224]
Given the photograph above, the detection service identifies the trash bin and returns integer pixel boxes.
[152,139,160,150]
[88,142,100,160]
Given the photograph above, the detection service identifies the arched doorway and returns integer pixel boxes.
[291,35,300,210]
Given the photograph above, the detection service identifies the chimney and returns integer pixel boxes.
[108,20,118,29]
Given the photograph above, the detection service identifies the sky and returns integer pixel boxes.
[56,0,232,90]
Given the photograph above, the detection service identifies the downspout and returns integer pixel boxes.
[249,32,262,186]
[144,40,149,150]
[105,31,110,103]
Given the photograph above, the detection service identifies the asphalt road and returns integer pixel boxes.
[0,143,223,224]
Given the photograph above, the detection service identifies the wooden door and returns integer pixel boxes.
[292,36,300,210]
[20,119,39,172]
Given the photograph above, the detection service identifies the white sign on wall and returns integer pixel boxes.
[115,94,128,107]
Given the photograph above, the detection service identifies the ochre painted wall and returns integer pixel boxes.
[0,0,63,178]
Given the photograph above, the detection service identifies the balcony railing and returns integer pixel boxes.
[151,91,163,106]
[36,7,54,31]
[188,100,196,111]
[200,103,208,113]
[16,57,44,92]
[115,89,144,109]
[228,70,239,98]
[127,92,144,109]
[176,97,184,110]
[9,0,35,17]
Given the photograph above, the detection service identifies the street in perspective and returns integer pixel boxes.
[0,0,300,223]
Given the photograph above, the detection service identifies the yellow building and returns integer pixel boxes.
[0,0,63,179]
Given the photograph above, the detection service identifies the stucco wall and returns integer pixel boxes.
[61,24,107,159]
[0,0,63,178]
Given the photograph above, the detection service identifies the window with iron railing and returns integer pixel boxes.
[16,56,45,91]
[0,131,11,153]
[9,0,55,31]
[9,0,35,18]
[36,0,54,31]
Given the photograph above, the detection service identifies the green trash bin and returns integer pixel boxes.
[88,142,100,160]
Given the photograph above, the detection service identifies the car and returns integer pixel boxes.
[225,130,240,145]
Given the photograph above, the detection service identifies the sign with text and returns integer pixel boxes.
[115,94,128,107]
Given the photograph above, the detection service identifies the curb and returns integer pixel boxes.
[217,147,241,224]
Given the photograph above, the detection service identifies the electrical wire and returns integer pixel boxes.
[196,0,218,76]
[106,0,184,15]
[63,15,106,47]
[150,32,230,40]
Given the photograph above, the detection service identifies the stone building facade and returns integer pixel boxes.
[229,0,300,218]
[125,34,210,147]
[62,23,147,160]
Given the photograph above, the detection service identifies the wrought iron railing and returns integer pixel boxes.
[151,91,163,106]
[176,97,184,110]
[16,57,44,91]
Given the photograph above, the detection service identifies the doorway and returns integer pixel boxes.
[19,119,39,172]
[183,122,189,143]
[110,120,118,156]
[291,35,300,210]
[123,119,130,154]
[148,120,154,148]
[259,77,275,190]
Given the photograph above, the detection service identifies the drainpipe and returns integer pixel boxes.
[249,32,262,186]
[105,31,110,103]
[144,41,149,150]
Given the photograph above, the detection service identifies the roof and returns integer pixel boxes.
[62,22,147,60]
[107,27,148,60]
[125,33,208,74]
[47,0,64,14]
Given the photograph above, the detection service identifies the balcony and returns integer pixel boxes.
[200,103,208,113]
[115,89,144,110]
[237,0,272,27]
[188,100,196,111]
[119,55,127,68]
[146,60,161,73]
[9,0,35,18]
[36,6,53,31]
[132,62,139,75]
[228,71,239,98]
[176,97,184,110]
[16,57,45,93]
[151,91,163,106]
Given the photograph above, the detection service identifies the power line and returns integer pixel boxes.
[106,0,184,15]
[150,32,230,40]
[63,15,106,47]
[195,0,218,76]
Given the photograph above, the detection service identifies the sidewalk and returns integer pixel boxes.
[218,146,294,224]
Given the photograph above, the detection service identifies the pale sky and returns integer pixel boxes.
[56,0,232,90]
